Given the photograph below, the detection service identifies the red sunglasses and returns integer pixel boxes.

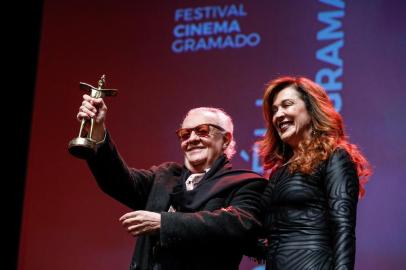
[176,123,225,141]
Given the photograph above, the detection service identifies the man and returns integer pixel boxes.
[77,94,266,270]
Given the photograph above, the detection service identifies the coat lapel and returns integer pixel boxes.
[145,164,183,212]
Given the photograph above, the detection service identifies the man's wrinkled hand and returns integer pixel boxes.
[119,210,161,237]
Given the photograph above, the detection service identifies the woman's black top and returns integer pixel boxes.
[261,148,359,270]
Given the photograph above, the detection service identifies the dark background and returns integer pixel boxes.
[6,1,43,270]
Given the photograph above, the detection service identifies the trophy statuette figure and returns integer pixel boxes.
[68,75,118,159]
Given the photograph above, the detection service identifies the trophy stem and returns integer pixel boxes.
[78,119,86,137]
[89,118,94,139]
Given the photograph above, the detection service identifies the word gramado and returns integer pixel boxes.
[315,0,345,112]
[172,4,261,53]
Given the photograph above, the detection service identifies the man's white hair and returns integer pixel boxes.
[184,107,237,159]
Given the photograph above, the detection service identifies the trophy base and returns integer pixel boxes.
[68,137,97,159]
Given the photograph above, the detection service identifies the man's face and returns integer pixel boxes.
[180,110,228,173]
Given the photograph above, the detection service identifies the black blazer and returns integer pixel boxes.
[87,132,267,270]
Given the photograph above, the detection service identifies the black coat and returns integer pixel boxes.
[87,133,267,270]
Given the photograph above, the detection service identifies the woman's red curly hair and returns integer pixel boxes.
[259,76,371,197]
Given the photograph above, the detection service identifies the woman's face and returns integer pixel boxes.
[271,86,312,150]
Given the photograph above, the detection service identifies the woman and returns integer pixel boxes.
[259,76,371,270]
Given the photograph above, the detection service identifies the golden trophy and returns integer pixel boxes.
[68,75,118,159]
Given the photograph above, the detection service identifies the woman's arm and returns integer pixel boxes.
[324,148,359,270]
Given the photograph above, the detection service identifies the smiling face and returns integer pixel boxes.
[271,86,312,151]
[180,110,229,173]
